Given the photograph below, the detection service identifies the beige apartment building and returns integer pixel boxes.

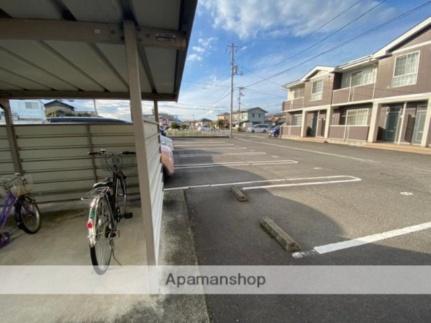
[282,17,431,147]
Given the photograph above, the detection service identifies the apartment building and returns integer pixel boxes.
[281,17,431,148]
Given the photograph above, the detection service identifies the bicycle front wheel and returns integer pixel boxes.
[89,197,113,274]
[115,176,127,217]
[15,195,41,234]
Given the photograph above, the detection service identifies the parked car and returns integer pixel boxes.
[248,124,270,133]
[160,134,174,151]
[161,143,174,179]
[269,125,280,137]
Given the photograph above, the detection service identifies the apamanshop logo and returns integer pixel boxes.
[165,272,266,288]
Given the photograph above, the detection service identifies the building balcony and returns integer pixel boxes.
[332,84,374,105]
[329,125,369,141]
[282,98,305,111]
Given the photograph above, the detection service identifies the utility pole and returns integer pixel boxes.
[228,43,239,138]
[237,86,245,127]
[93,99,99,116]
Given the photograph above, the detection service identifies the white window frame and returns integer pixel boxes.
[345,108,370,126]
[291,113,303,126]
[341,66,376,88]
[310,79,323,101]
[391,50,420,88]
[291,87,304,99]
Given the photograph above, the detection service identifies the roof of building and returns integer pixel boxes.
[284,17,431,89]
[373,16,431,58]
[44,100,75,110]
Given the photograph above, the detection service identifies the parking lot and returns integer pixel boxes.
[167,134,431,322]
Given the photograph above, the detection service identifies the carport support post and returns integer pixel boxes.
[124,21,156,265]
[0,99,23,174]
[153,100,159,124]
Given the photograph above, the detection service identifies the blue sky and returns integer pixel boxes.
[10,0,431,121]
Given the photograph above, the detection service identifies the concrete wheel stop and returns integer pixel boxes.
[260,216,301,252]
[231,186,248,202]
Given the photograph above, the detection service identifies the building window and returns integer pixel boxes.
[291,87,304,99]
[392,51,419,87]
[345,108,369,126]
[311,80,323,101]
[252,113,255,118]
[291,113,303,126]
[341,67,375,88]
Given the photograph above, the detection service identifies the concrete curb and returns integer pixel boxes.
[170,136,229,139]
[260,217,301,252]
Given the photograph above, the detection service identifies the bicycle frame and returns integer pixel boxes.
[0,191,17,230]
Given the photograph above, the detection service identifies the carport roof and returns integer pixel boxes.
[0,0,197,101]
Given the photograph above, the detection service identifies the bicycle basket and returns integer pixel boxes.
[0,174,33,197]
[99,153,123,173]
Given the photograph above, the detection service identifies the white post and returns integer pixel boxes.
[397,102,407,144]
[324,106,332,138]
[421,98,431,147]
[367,102,379,143]
[300,110,307,137]
[124,20,156,265]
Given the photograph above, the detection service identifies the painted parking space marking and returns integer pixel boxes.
[164,175,360,191]
[175,146,248,151]
[242,175,361,191]
[292,221,431,259]
[236,137,377,164]
[400,192,414,196]
[176,151,266,158]
[175,159,299,169]
[174,143,233,147]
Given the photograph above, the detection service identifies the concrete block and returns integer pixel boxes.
[260,216,301,252]
[231,186,248,202]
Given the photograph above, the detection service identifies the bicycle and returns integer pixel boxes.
[0,173,41,248]
[85,150,135,274]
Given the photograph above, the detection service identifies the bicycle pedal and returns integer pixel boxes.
[124,212,133,219]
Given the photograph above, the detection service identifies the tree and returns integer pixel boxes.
[171,122,180,129]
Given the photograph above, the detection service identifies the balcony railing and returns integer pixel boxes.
[329,125,369,141]
[282,97,305,111]
[332,84,374,105]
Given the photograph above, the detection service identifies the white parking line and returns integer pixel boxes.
[242,176,361,191]
[236,137,377,164]
[175,143,233,147]
[164,175,360,191]
[175,146,248,151]
[292,221,431,258]
[177,151,266,158]
[176,160,299,169]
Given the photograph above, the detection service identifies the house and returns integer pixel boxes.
[216,112,230,128]
[232,107,267,127]
[187,118,213,129]
[158,113,181,128]
[44,100,76,117]
[266,112,286,125]
[44,100,96,118]
[281,17,431,147]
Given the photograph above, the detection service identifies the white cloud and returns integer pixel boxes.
[187,36,217,63]
[200,0,394,39]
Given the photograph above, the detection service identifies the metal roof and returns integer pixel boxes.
[0,0,197,100]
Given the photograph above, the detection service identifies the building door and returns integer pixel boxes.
[308,112,318,136]
[382,106,401,142]
[412,107,427,144]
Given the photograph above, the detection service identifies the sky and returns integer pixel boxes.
[10,0,431,122]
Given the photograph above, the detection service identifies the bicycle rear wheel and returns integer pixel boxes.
[89,197,113,274]
[15,195,41,234]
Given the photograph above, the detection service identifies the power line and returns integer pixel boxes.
[236,0,374,88]
[242,0,431,89]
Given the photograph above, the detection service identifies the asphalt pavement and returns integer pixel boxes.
[167,133,431,323]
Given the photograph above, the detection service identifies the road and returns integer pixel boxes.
[167,133,431,323]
